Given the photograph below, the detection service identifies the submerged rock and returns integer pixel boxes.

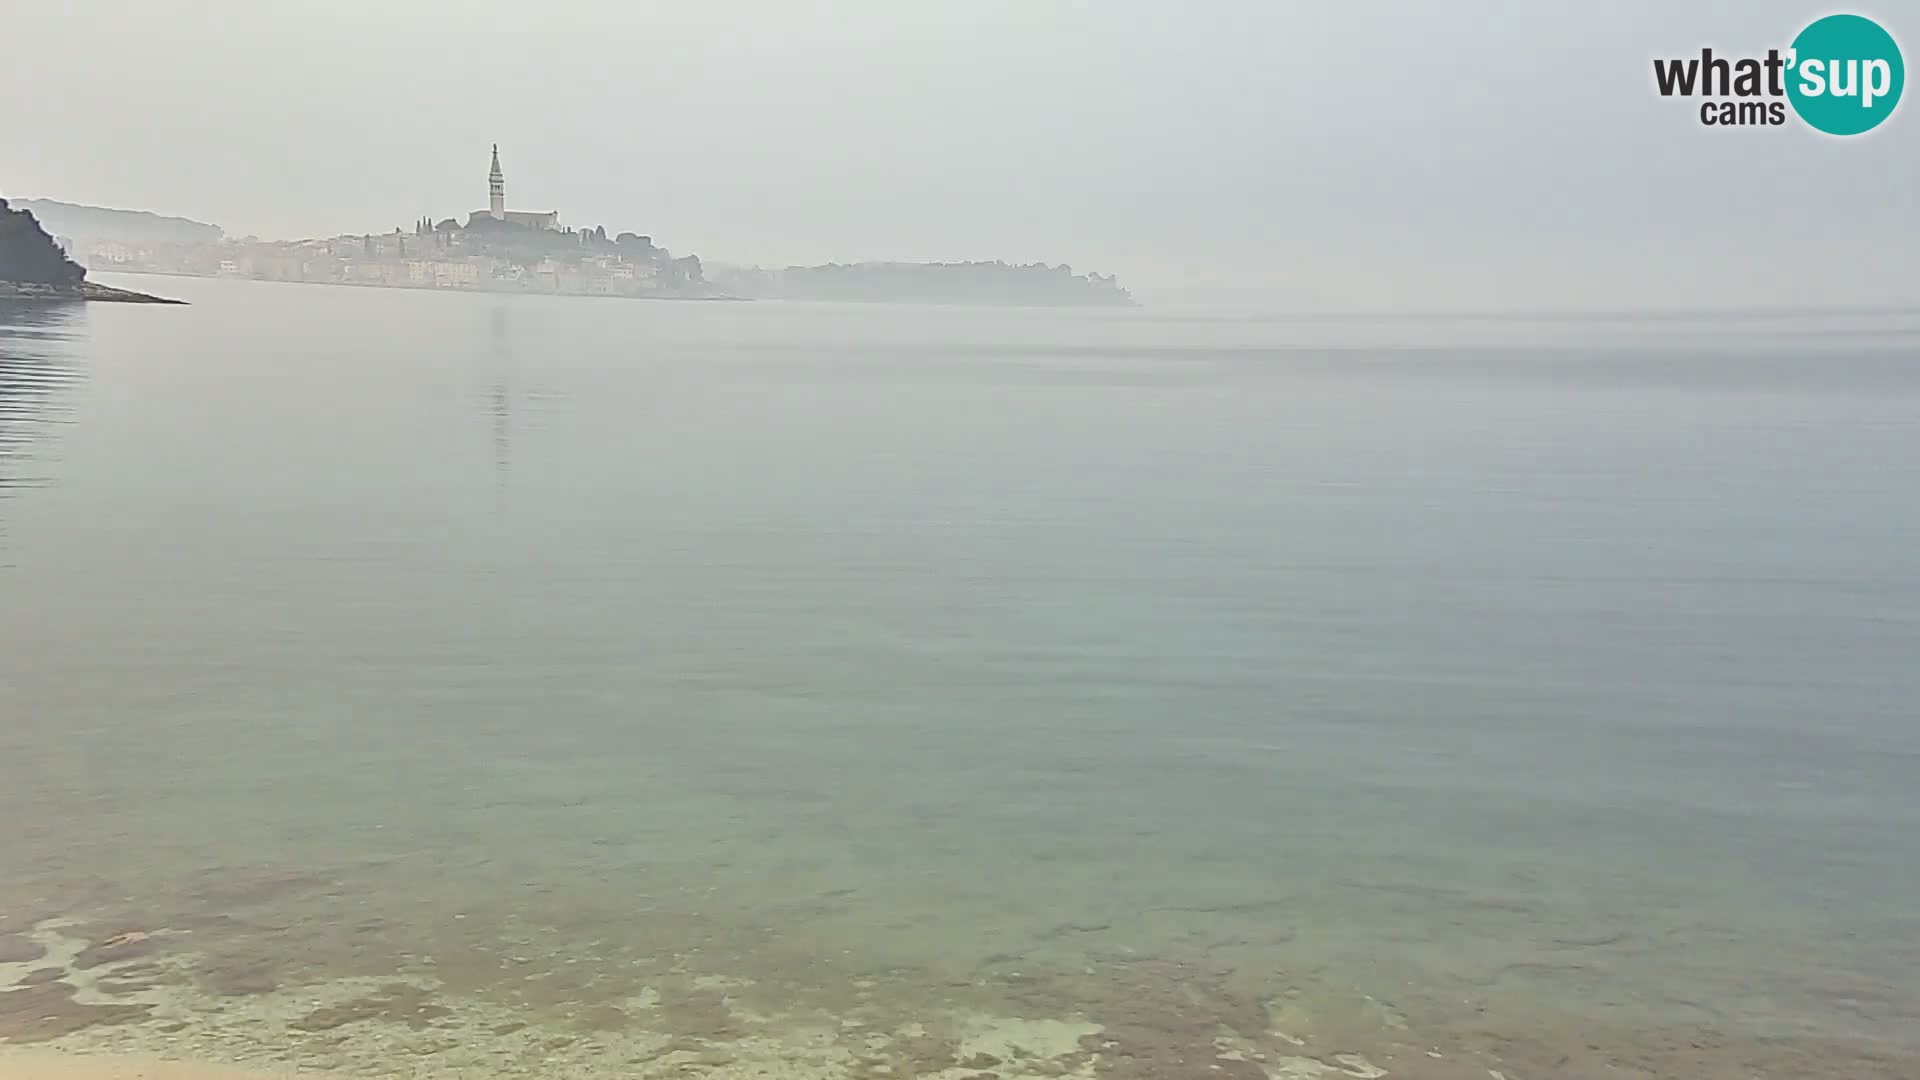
[72,929,160,969]
[0,980,154,1042]
[0,932,46,965]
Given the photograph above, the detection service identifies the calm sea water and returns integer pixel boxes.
[2,277,1917,1079]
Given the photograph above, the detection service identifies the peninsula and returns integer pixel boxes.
[38,145,718,302]
[0,198,183,303]
[28,144,1135,308]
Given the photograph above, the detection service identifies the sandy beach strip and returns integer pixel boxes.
[0,1052,316,1080]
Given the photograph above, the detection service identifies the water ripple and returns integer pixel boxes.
[0,302,88,560]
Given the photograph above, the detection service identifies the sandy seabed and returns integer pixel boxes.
[5,912,1918,1080]
[0,1052,305,1080]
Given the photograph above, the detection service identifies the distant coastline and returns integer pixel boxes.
[20,179,1137,309]
[712,261,1137,308]
[95,266,747,303]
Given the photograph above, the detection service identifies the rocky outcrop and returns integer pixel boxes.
[0,280,186,303]
[0,197,86,286]
[0,198,183,303]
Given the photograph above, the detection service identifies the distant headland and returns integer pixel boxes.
[15,198,223,250]
[19,143,1134,308]
[0,198,183,303]
[711,261,1136,307]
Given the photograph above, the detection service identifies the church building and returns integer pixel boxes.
[467,145,561,231]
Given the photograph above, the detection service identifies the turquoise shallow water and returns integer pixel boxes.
[2,278,1918,1078]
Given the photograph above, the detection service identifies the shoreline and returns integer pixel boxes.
[95,268,739,303]
[96,268,1140,308]
[0,281,185,305]
[5,908,1915,1080]
[7,1001,1917,1080]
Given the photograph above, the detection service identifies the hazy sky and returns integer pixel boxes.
[5,1,1914,308]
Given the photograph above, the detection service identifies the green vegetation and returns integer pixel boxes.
[0,199,86,286]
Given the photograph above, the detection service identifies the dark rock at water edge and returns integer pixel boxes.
[0,280,186,304]
[80,280,186,303]
[0,196,85,286]
[0,197,185,303]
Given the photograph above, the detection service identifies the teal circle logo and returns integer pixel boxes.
[1787,14,1904,135]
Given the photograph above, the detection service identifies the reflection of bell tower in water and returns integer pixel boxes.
[490,305,510,478]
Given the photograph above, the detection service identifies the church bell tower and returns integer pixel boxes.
[488,144,505,220]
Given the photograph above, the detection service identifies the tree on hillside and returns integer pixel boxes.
[666,254,703,287]
[0,198,87,286]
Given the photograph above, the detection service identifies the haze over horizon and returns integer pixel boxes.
[5,1,1914,309]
